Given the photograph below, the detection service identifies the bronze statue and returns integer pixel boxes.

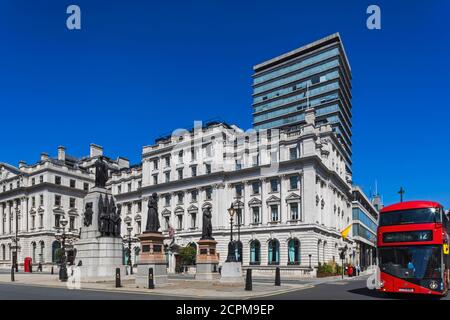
[83,202,93,227]
[94,156,109,188]
[201,206,214,240]
[145,193,160,232]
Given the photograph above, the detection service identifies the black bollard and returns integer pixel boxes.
[275,267,281,286]
[11,266,15,282]
[30,264,33,273]
[245,269,252,291]
[115,268,121,288]
[51,266,54,275]
[148,267,154,289]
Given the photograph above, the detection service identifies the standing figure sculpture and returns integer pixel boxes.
[201,206,214,240]
[145,193,160,233]
[94,156,109,188]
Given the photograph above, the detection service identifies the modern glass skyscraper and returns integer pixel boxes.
[252,33,352,170]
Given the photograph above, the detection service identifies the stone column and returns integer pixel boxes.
[0,203,4,235]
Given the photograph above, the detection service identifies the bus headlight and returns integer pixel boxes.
[380,280,385,288]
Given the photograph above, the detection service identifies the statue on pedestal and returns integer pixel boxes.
[201,206,214,240]
[94,156,109,188]
[145,193,160,232]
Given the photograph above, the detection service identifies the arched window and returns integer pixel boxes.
[268,239,280,265]
[39,241,45,263]
[288,238,300,265]
[52,241,61,263]
[250,240,260,265]
[234,241,242,263]
[32,242,36,262]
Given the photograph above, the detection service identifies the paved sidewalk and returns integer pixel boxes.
[0,272,310,299]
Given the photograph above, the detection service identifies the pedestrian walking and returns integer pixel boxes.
[356,264,360,276]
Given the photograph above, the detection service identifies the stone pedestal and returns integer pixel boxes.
[195,239,219,280]
[135,231,167,288]
[220,262,243,284]
[75,188,125,281]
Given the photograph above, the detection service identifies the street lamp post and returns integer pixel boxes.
[13,207,20,272]
[225,204,237,263]
[123,223,134,275]
[57,217,69,282]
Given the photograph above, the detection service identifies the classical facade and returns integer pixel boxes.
[0,144,129,268]
[111,110,355,276]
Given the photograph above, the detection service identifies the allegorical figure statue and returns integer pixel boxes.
[145,193,160,232]
[201,206,214,240]
[94,156,109,188]
[83,202,93,227]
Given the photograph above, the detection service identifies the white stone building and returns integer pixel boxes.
[111,110,355,277]
[0,144,129,268]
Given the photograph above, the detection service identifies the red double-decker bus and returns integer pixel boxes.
[377,200,449,296]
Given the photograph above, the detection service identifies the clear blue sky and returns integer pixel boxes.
[0,0,449,207]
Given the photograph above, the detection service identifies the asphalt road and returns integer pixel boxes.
[0,275,445,300]
[255,277,446,300]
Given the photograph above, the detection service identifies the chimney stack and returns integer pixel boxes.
[57,146,66,161]
[18,160,26,169]
[40,153,49,162]
[90,144,103,158]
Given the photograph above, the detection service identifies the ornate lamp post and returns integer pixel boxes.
[12,206,20,272]
[56,216,69,282]
[225,204,237,263]
[123,223,134,275]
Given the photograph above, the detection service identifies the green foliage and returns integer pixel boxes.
[317,261,342,277]
[179,246,196,266]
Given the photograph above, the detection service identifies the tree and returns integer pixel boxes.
[179,246,196,266]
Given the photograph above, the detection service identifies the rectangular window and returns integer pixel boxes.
[252,181,260,195]
[177,193,184,204]
[165,156,171,167]
[290,176,299,190]
[70,179,76,188]
[191,190,198,202]
[40,195,44,206]
[235,185,243,197]
[290,203,299,220]
[55,214,61,228]
[178,169,183,180]
[205,187,212,200]
[289,147,298,160]
[70,216,75,230]
[153,174,158,185]
[177,215,183,230]
[83,183,89,191]
[191,148,196,161]
[69,198,76,208]
[39,214,43,228]
[127,203,132,214]
[118,185,122,194]
[153,159,159,170]
[178,151,184,164]
[31,216,35,229]
[31,178,35,186]
[252,207,260,224]
[127,183,132,192]
[165,195,171,207]
[191,166,197,177]
[165,172,170,183]
[32,197,36,207]
[270,179,279,192]
[40,175,44,183]
[55,195,61,207]
[137,202,142,213]
[55,176,61,185]
[205,164,211,175]
[271,205,279,222]
[191,213,196,228]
